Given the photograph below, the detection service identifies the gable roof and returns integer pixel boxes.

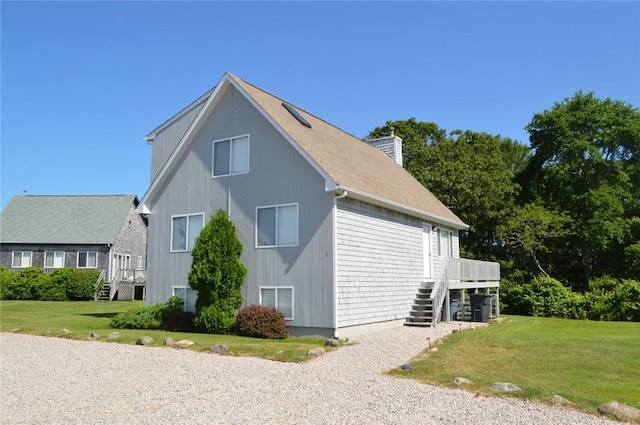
[140,73,467,229]
[0,195,138,244]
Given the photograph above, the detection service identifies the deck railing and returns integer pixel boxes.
[447,258,500,282]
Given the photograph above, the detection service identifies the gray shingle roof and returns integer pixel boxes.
[0,195,137,244]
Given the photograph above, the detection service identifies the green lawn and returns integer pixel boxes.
[0,300,330,362]
[389,316,640,415]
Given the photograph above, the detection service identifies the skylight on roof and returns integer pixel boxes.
[282,102,312,128]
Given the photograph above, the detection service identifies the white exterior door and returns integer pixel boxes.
[423,224,432,278]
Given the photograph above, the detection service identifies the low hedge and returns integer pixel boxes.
[0,266,100,301]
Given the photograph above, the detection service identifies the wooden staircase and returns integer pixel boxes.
[405,280,438,327]
[96,283,111,301]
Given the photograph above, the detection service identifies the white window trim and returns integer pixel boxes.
[170,212,205,253]
[259,286,294,320]
[77,251,98,268]
[255,203,299,248]
[12,251,32,268]
[211,134,250,178]
[44,251,65,268]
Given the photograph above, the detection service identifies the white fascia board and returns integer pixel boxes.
[144,89,214,142]
[139,74,231,210]
[336,185,469,230]
[226,76,337,192]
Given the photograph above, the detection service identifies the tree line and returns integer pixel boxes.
[367,91,639,317]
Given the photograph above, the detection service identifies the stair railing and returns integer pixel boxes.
[94,270,106,301]
[109,269,123,301]
[428,258,454,326]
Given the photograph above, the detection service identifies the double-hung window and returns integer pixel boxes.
[260,287,293,320]
[256,204,298,247]
[12,251,32,268]
[171,213,204,252]
[78,251,98,268]
[45,251,65,268]
[212,135,249,177]
[437,228,453,257]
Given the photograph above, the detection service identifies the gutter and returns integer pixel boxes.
[332,190,347,338]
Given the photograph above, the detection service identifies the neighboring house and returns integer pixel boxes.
[138,72,500,337]
[0,195,147,301]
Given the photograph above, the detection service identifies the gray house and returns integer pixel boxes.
[138,72,500,337]
[0,195,147,300]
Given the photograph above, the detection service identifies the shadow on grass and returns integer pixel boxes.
[77,312,119,319]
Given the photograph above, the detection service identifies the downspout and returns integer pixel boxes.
[332,190,347,338]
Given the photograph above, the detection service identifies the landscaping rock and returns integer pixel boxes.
[491,382,521,392]
[62,329,72,336]
[209,344,228,353]
[90,333,100,339]
[598,401,640,422]
[136,336,153,346]
[174,340,195,349]
[550,395,573,406]
[454,377,473,387]
[107,332,120,340]
[306,348,324,358]
[400,364,415,371]
[163,337,175,347]
[325,338,340,347]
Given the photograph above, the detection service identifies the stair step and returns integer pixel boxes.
[404,321,434,327]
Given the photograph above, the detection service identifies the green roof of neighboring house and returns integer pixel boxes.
[0,195,138,244]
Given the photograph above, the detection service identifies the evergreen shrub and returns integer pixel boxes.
[235,304,289,339]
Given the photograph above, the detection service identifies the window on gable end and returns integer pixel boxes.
[212,135,249,177]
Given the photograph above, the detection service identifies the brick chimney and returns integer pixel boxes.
[367,128,403,166]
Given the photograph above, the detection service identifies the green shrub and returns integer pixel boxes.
[498,278,528,315]
[0,266,16,300]
[194,304,237,334]
[63,269,100,300]
[586,277,640,321]
[235,304,289,339]
[34,275,67,301]
[109,296,188,330]
[522,276,585,319]
[2,267,44,300]
[110,303,166,329]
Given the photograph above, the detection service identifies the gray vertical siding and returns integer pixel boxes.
[150,98,208,181]
[145,85,335,331]
[335,198,423,327]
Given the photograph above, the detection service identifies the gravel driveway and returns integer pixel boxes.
[0,323,617,424]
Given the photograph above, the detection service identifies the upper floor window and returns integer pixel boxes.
[212,135,249,177]
[45,251,65,268]
[12,251,32,268]
[437,228,453,257]
[171,213,204,252]
[78,251,98,268]
[256,204,298,247]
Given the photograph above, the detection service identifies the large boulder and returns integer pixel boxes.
[598,402,640,422]
[136,336,153,346]
[491,382,521,392]
[173,340,195,349]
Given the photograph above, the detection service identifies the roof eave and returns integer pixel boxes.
[336,186,469,230]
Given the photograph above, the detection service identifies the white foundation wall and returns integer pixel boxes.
[336,198,423,328]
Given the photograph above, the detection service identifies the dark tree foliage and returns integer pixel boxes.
[367,119,525,260]
[189,210,247,334]
[520,91,640,289]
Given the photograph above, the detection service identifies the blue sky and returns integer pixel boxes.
[2,1,639,210]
